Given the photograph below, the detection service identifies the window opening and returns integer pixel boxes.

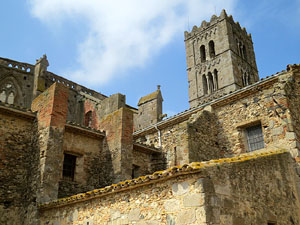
[63,153,77,181]
[84,110,93,127]
[200,45,206,62]
[209,40,215,58]
[208,72,214,94]
[7,92,15,104]
[202,75,208,95]
[213,69,218,90]
[132,164,140,179]
[246,124,264,152]
[0,91,6,102]
[242,45,247,60]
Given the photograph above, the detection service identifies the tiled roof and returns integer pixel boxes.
[39,149,287,210]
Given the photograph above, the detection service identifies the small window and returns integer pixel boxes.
[246,124,264,152]
[209,40,215,58]
[200,45,206,62]
[132,164,140,179]
[84,111,92,127]
[63,153,77,181]
[267,222,276,225]
[208,72,214,94]
[202,75,208,95]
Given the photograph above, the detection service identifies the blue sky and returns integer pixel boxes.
[1,0,299,116]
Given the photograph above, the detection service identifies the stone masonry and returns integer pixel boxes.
[0,9,300,225]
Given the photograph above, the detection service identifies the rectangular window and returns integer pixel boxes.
[63,153,77,181]
[267,222,276,225]
[246,124,264,152]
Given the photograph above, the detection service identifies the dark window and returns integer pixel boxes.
[267,222,276,225]
[246,124,264,152]
[200,45,206,62]
[242,45,247,60]
[208,72,214,93]
[132,164,140,179]
[213,69,218,90]
[209,40,215,58]
[63,153,77,181]
[202,75,208,95]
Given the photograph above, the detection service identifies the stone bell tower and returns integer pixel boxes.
[185,9,259,108]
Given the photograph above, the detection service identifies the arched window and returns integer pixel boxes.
[202,75,208,95]
[200,45,206,62]
[213,69,218,90]
[208,72,214,93]
[0,90,6,102]
[209,40,215,58]
[84,110,93,127]
[0,81,17,104]
[242,45,247,60]
[7,92,15,104]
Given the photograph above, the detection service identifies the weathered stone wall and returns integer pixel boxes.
[0,106,40,225]
[135,120,190,168]
[185,10,258,108]
[187,108,222,162]
[99,107,133,183]
[134,74,298,164]
[0,60,35,108]
[59,129,107,197]
[39,151,300,225]
[32,83,69,203]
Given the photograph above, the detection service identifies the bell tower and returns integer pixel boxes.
[185,9,259,108]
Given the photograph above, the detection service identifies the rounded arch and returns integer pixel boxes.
[209,40,215,58]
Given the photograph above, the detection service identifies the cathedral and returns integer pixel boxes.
[0,10,300,225]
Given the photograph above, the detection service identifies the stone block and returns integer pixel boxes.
[183,193,205,207]
[286,132,297,140]
[272,127,283,136]
[164,199,180,212]
[172,181,189,196]
[128,208,140,221]
[176,209,196,225]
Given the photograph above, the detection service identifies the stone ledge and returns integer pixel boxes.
[38,149,287,211]
[0,102,35,120]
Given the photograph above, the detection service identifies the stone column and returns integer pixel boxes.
[31,82,68,203]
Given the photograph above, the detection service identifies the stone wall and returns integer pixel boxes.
[134,73,299,164]
[99,107,134,183]
[0,105,39,225]
[39,150,300,225]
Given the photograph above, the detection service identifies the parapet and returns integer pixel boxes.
[184,9,252,41]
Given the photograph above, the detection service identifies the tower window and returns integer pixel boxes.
[202,75,208,95]
[63,153,77,181]
[246,124,264,152]
[200,45,206,62]
[242,72,250,87]
[84,110,93,127]
[213,69,218,90]
[208,72,214,94]
[242,45,247,60]
[209,40,215,58]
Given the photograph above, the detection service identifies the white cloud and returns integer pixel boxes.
[28,0,236,86]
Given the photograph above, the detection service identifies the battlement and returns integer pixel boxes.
[45,71,107,100]
[0,57,34,73]
[184,9,252,41]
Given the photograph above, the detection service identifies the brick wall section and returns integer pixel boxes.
[39,151,300,225]
[99,107,133,183]
[31,82,69,203]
